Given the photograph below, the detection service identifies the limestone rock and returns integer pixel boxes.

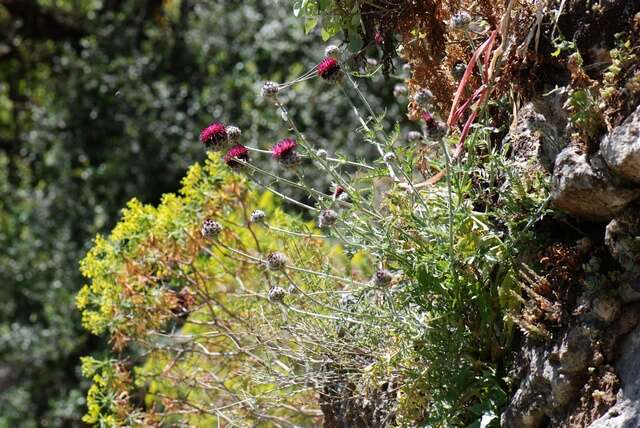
[605,206,640,274]
[588,323,640,427]
[510,99,568,173]
[602,105,640,183]
[551,145,640,220]
[592,297,621,323]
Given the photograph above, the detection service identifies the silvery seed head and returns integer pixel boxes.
[261,81,280,98]
[318,209,338,230]
[226,125,241,144]
[268,286,287,303]
[452,62,466,81]
[267,252,288,271]
[372,269,393,287]
[393,84,407,98]
[316,149,328,160]
[450,11,472,30]
[340,293,356,308]
[414,89,434,109]
[383,152,396,162]
[425,120,448,141]
[250,209,266,224]
[201,219,222,239]
[407,131,423,143]
[324,45,341,59]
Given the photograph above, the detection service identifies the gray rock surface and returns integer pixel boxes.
[602,105,640,183]
[551,145,640,220]
[510,99,568,173]
[605,206,640,274]
[588,323,640,427]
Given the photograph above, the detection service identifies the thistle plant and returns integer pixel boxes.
[78,28,550,426]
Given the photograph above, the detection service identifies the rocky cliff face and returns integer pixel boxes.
[502,99,640,428]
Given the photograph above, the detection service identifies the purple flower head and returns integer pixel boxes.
[272,138,300,168]
[317,57,341,81]
[200,123,228,150]
[224,144,249,168]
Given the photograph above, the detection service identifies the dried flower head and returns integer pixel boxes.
[200,123,228,150]
[393,84,407,98]
[318,209,338,229]
[372,269,393,287]
[317,57,342,82]
[324,45,341,59]
[414,89,434,109]
[201,219,222,239]
[226,125,241,144]
[267,286,287,303]
[250,209,266,224]
[267,252,288,271]
[407,131,423,143]
[261,81,280,98]
[450,11,472,30]
[224,144,249,168]
[272,138,300,168]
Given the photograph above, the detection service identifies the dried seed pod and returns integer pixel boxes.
[201,219,222,239]
[268,286,287,303]
[267,252,288,271]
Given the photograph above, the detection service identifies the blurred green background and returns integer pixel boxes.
[0,0,405,425]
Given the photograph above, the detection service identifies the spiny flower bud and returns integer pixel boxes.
[324,45,341,59]
[226,125,241,144]
[224,144,249,168]
[407,131,423,143]
[414,89,433,109]
[267,252,288,271]
[450,11,472,30]
[402,63,412,74]
[383,152,396,162]
[250,209,266,224]
[317,57,342,82]
[201,219,222,239]
[267,286,287,303]
[200,123,228,150]
[332,185,347,201]
[316,149,328,159]
[272,138,301,168]
[422,112,447,141]
[393,84,407,98]
[425,121,447,141]
[318,209,338,229]
[372,269,393,287]
[261,81,280,98]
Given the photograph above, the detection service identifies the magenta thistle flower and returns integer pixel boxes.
[200,123,228,150]
[224,144,249,168]
[272,138,300,168]
[317,57,341,81]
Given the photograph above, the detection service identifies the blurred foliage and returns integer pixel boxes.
[0,0,404,425]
